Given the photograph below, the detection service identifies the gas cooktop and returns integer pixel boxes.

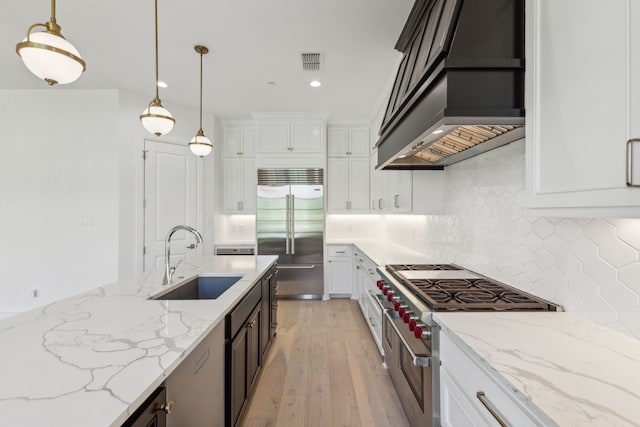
[385,264,558,312]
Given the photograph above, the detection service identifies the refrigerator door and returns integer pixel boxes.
[290,184,324,265]
[256,185,291,265]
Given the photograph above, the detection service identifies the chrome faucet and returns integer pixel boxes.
[163,225,203,285]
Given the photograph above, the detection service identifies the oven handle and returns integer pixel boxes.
[383,310,432,368]
[369,290,386,311]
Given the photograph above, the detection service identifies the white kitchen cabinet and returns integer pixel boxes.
[326,245,353,296]
[223,158,256,214]
[222,123,256,157]
[352,247,383,355]
[256,119,324,154]
[327,127,370,157]
[526,0,640,215]
[370,168,413,213]
[440,331,544,427]
[327,157,370,213]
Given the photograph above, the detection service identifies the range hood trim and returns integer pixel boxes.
[376,117,524,170]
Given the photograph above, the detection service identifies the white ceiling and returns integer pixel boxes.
[1,0,412,122]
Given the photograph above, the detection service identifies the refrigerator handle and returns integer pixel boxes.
[285,194,290,255]
[291,194,295,254]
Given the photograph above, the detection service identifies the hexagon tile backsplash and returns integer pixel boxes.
[386,140,640,340]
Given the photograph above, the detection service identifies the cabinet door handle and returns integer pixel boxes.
[368,317,376,327]
[378,198,383,210]
[476,392,508,427]
[335,250,345,254]
[157,400,174,414]
[394,194,400,208]
[626,139,640,187]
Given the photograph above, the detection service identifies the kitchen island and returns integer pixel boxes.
[0,255,277,427]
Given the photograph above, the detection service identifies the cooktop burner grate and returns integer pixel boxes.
[409,278,553,311]
[386,264,462,271]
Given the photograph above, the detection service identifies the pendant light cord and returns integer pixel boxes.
[154,0,160,100]
[50,0,57,23]
[199,52,203,130]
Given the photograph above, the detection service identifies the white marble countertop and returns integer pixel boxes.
[0,255,277,427]
[327,239,436,265]
[435,312,640,427]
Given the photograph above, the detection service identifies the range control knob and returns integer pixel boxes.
[408,319,417,331]
[382,287,390,295]
[394,302,406,312]
[403,312,418,324]
[388,294,400,302]
[398,307,407,317]
[414,323,432,340]
[377,280,384,290]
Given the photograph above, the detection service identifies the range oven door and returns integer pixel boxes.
[383,310,434,427]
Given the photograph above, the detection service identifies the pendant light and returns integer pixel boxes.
[15,0,86,86]
[140,0,174,137]
[189,45,213,157]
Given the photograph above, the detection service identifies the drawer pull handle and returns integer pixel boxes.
[335,250,345,254]
[626,139,640,187]
[476,392,507,427]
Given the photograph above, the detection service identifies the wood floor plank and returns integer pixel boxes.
[240,299,410,427]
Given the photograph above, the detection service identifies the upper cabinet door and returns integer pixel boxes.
[223,127,241,157]
[526,0,640,214]
[348,128,370,156]
[223,125,256,156]
[328,128,349,156]
[258,122,290,153]
[291,121,323,153]
[327,127,369,157]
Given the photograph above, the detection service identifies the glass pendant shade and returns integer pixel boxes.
[140,102,175,137]
[17,31,85,85]
[140,0,174,137]
[189,131,213,157]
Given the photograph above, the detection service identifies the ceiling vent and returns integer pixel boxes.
[301,52,321,71]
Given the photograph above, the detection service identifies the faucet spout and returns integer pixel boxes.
[163,225,203,285]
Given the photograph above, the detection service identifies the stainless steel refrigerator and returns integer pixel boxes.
[257,168,324,299]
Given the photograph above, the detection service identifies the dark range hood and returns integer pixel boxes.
[375,0,525,170]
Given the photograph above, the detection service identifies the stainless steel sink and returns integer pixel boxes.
[152,276,242,300]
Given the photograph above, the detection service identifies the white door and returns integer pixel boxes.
[144,140,198,271]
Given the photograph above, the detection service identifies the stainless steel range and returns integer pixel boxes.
[376,263,559,427]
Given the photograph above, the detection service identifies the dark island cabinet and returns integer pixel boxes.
[122,385,168,427]
[226,263,278,427]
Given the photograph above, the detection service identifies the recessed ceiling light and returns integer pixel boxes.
[267,81,277,87]
[157,80,168,88]
[432,129,444,134]
[310,80,322,88]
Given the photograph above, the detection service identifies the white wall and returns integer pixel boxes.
[0,89,216,318]
[0,90,119,315]
[385,140,640,340]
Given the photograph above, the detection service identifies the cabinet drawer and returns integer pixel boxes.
[440,333,543,427]
[228,283,262,339]
[327,245,352,257]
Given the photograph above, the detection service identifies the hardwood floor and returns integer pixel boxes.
[240,299,410,427]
